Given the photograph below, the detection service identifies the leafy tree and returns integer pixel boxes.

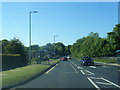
[1,39,9,54]
[65,45,71,55]
[4,38,25,55]
[107,24,120,51]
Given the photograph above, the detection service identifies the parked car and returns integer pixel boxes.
[61,57,68,61]
[80,57,94,66]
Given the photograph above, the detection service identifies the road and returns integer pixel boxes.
[12,59,120,89]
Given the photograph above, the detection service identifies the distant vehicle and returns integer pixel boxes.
[80,57,94,66]
[67,56,72,59]
[61,57,68,61]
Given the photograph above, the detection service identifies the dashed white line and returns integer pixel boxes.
[71,64,78,73]
[101,77,120,88]
[80,70,85,75]
[87,77,101,90]
[74,63,78,67]
[69,61,83,70]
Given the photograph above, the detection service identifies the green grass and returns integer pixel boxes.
[41,59,60,65]
[1,58,60,87]
[94,59,117,63]
[1,64,50,87]
[50,59,60,64]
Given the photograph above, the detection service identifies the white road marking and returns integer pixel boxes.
[90,77,102,80]
[77,66,82,69]
[118,70,120,72]
[101,77,120,88]
[69,61,83,70]
[86,70,95,75]
[74,63,78,67]
[77,66,80,69]
[90,66,96,68]
[9,88,17,90]
[71,64,78,73]
[95,82,112,85]
[87,77,101,90]
[80,70,85,75]
[45,64,58,74]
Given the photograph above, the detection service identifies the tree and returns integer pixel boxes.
[107,24,120,50]
[1,39,9,54]
[53,42,66,56]
[88,32,99,38]
[4,38,25,55]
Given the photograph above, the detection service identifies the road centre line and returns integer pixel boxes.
[101,77,120,88]
[73,63,82,69]
[45,64,58,74]
[80,70,85,75]
[87,77,101,90]
[70,64,78,73]
[69,60,82,69]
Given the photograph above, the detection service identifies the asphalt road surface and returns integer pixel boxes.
[12,59,120,89]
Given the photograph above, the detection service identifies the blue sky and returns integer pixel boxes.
[2,2,118,46]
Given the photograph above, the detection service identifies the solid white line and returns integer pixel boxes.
[80,70,85,75]
[45,64,57,74]
[87,77,101,90]
[86,70,95,75]
[71,64,78,73]
[101,77,120,88]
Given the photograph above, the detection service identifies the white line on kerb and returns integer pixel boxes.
[71,64,78,73]
[80,70,85,75]
[101,77,120,88]
[45,64,58,74]
[87,77,101,90]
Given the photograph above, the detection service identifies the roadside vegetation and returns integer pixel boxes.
[70,24,120,60]
[94,58,117,63]
[0,24,120,87]
[2,64,50,87]
[2,58,60,88]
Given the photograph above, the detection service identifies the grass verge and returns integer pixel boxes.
[1,64,50,87]
[94,58,117,63]
[50,59,60,64]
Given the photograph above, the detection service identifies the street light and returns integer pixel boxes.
[29,11,38,62]
[53,35,58,59]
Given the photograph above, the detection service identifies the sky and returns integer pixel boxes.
[2,2,118,46]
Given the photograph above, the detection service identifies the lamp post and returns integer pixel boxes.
[53,35,58,59]
[29,11,38,62]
